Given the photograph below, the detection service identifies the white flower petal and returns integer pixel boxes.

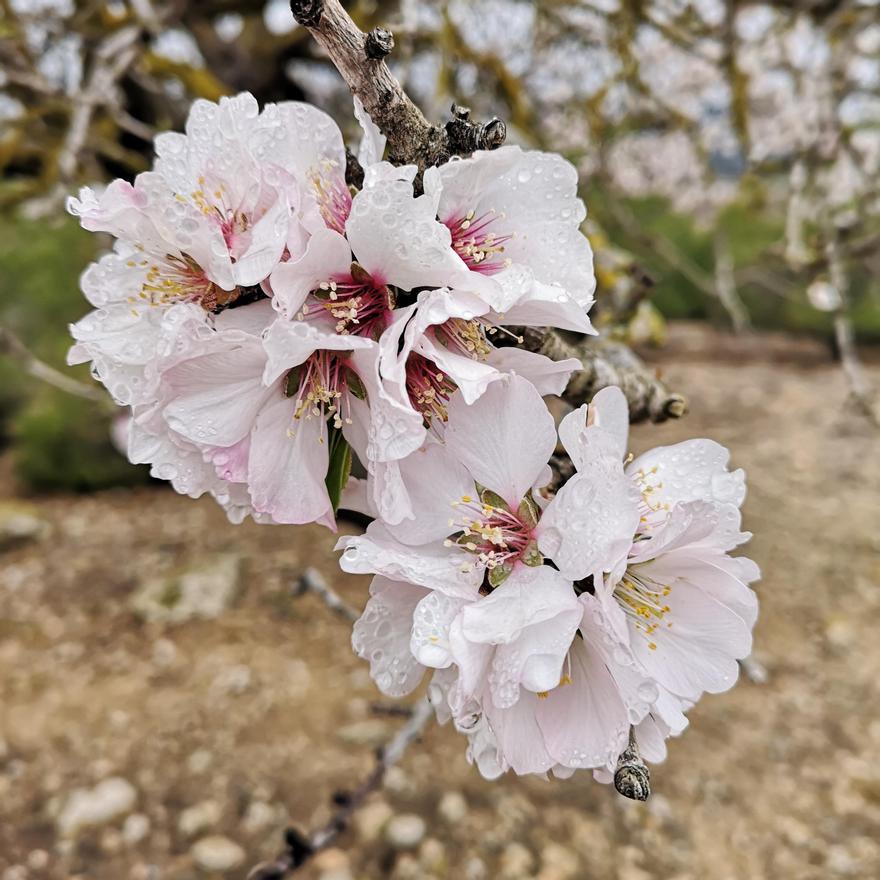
[445,375,556,507]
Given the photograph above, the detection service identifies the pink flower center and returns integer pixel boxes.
[405,353,458,424]
[445,493,535,572]
[285,349,359,432]
[187,177,252,256]
[300,267,393,339]
[445,208,513,275]
[133,254,239,312]
[311,164,352,234]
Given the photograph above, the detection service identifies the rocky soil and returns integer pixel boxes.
[1,324,879,880]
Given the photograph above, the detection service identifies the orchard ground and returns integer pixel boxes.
[1,323,878,880]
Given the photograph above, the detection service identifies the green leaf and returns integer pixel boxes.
[479,487,510,512]
[517,492,541,528]
[325,425,353,515]
[488,562,513,588]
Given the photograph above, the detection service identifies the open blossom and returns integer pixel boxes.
[340,377,758,779]
[423,145,597,333]
[66,93,355,406]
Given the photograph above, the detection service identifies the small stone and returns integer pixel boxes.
[100,828,122,854]
[131,554,242,624]
[123,813,151,845]
[241,800,275,835]
[0,503,49,552]
[210,665,252,696]
[178,800,223,838]
[500,842,534,879]
[57,777,138,838]
[464,857,488,880]
[353,800,393,843]
[151,638,178,668]
[438,791,468,824]
[419,838,446,872]
[383,766,411,794]
[187,749,213,775]
[26,851,49,870]
[539,842,579,879]
[313,848,353,879]
[385,814,426,850]
[190,836,245,872]
[337,719,389,747]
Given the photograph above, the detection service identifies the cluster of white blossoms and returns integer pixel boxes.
[68,92,591,527]
[69,93,758,782]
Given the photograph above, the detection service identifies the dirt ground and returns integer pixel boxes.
[1,323,879,880]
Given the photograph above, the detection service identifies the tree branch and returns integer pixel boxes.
[245,699,434,879]
[513,328,687,423]
[292,567,359,623]
[288,0,505,170]
[0,325,107,403]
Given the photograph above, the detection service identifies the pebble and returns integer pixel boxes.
[190,836,245,872]
[241,800,276,835]
[313,847,353,880]
[56,777,138,838]
[539,842,580,879]
[0,504,49,551]
[178,800,223,838]
[438,790,468,824]
[131,554,242,624]
[385,814,426,850]
[353,800,393,842]
[123,813,151,845]
[500,841,535,879]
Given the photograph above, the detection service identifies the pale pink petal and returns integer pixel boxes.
[485,691,555,776]
[411,591,467,668]
[269,227,352,319]
[392,443,474,546]
[445,375,557,507]
[337,523,483,598]
[537,457,641,581]
[248,392,332,525]
[627,439,747,511]
[535,636,629,771]
[352,576,429,697]
[346,178,467,291]
[161,340,272,447]
[354,96,386,168]
[485,347,581,397]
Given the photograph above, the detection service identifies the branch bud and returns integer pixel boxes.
[614,728,651,801]
[365,27,394,59]
[289,0,324,27]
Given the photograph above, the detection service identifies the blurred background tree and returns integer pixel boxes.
[1,0,878,490]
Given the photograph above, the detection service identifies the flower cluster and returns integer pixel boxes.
[69,93,757,783]
[68,93,593,527]
[340,377,758,779]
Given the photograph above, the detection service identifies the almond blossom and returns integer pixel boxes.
[423,145,597,332]
[340,377,758,779]
[67,93,358,407]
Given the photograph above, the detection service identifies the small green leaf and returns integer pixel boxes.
[479,487,510,512]
[518,492,540,528]
[522,540,544,567]
[325,425,353,515]
[346,368,368,401]
[488,562,513,588]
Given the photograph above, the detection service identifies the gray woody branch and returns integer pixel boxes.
[289,0,505,170]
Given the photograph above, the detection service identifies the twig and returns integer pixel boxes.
[825,229,878,426]
[287,0,505,170]
[511,327,687,423]
[292,567,359,623]
[0,325,106,402]
[245,699,434,879]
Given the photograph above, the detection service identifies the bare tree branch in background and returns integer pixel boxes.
[246,699,435,879]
